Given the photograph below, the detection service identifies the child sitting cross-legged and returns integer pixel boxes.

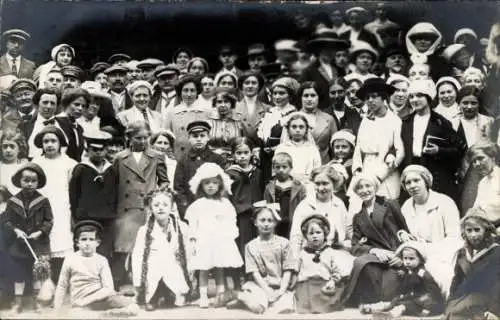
[226,201,296,314]
[53,220,139,315]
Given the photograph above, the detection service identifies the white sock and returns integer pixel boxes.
[200,286,208,299]
[216,285,225,294]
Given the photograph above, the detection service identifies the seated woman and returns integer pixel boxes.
[400,165,463,296]
[444,207,500,319]
[343,173,409,307]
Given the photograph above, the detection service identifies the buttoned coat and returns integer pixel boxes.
[234,98,270,146]
[0,54,36,78]
[2,191,53,259]
[113,149,169,252]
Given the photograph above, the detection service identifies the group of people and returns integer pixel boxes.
[0,3,500,319]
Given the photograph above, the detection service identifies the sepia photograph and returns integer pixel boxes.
[0,0,499,319]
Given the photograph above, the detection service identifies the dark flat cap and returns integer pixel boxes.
[9,79,36,93]
[104,65,128,75]
[61,65,85,80]
[154,64,180,78]
[108,53,132,65]
[187,120,211,134]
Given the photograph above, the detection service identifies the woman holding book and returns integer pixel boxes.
[400,79,467,202]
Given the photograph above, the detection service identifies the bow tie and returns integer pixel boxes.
[43,118,56,126]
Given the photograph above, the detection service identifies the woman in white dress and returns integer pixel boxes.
[32,125,77,284]
[352,78,404,200]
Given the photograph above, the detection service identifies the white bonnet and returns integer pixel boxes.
[408,79,437,100]
[189,162,233,195]
[51,44,75,61]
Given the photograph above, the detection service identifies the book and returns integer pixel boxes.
[425,135,448,148]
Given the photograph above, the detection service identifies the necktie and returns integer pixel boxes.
[12,57,17,76]
[141,109,151,131]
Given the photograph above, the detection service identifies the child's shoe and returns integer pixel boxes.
[199,296,209,309]
[174,295,185,307]
[145,303,156,311]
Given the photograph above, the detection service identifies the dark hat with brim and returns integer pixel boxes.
[3,29,30,41]
[187,120,211,134]
[356,77,395,101]
[34,125,68,149]
[73,219,104,236]
[83,130,112,149]
[108,53,132,65]
[9,79,36,93]
[237,70,265,90]
[306,28,350,53]
[382,44,409,61]
[61,65,85,80]
[300,214,331,236]
[12,162,47,189]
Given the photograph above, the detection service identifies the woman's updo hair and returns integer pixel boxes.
[456,85,482,105]
[230,136,256,154]
[310,165,344,191]
[174,75,202,97]
[211,88,238,109]
[329,77,348,90]
[61,88,91,110]
[297,81,322,110]
[401,165,434,191]
[467,141,500,164]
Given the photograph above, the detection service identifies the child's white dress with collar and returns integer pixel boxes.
[131,219,190,302]
[185,197,243,270]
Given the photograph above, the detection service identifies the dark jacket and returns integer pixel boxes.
[1,109,37,140]
[173,147,226,218]
[2,191,53,259]
[351,196,408,257]
[149,87,180,112]
[69,160,118,221]
[263,178,307,223]
[401,111,467,201]
[54,115,85,162]
[0,55,35,78]
[299,60,344,110]
[339,28,379,50]
[226,165,263,214]
[327,105,362,136]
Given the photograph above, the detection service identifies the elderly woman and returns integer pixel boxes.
[187,57,209,77]
[343,173,409,307]
[207,88,245,161]
[117,80,163,133]
[112,120,169,292]
[150,130,177,184]
[468,142,500,225]
[400,165,462,296]
[258,76,300,184]
[434,76,462,129]
[164,75,211,159]
[33,44,75,88]
[298,81,338,164]
[401,79,467,202]
[352,78,404,200]
[234,71,270,145]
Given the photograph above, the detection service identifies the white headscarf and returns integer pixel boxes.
[405,22,443,64]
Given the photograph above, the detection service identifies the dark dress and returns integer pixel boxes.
[260,121,285,186]
[390,268,444,316]
[226,165,263,257]
[343,196,409,306]
[400,111,467,203]
[54,115,85,162]
[444,245,500,319]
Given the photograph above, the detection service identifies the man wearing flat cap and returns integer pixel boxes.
[247,43,268,73]
[105,65,132,113]
[108,53,132,67]
[216,45,243,79]
[1,79,38,138]
[149,64,180,113]
[61,65,85,90]
[0,29,36,78]
[339,7,379,51]
[137,58,164,84]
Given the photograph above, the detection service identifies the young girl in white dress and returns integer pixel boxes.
[132,188,191,311]
[185,162,243,308]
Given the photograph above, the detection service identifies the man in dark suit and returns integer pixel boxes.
[0,29,36,78]
[1,79,37,138]
[339,7,379,50]
[300,28,349,110]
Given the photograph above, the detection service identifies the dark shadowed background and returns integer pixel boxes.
[2,1,499,71]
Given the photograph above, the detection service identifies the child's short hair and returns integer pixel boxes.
[272,152,293,167]
[300,214,330,237]
[73,220,103,241]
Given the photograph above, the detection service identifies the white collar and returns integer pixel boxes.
[18,109,36,117]
[80,156,112,174]
[6,53,20,61]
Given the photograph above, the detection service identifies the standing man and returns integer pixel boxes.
[0,29,36,78]
[105,65,132,113]
[149,64,180,113]
[247,43,268,72]
[216,45,243,78]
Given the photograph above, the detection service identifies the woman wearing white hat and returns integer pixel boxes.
[401,79,467,202]
[344,41,379,83]
[434,76,462,129]
[33,43,75,88]
[442,44,472,81]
